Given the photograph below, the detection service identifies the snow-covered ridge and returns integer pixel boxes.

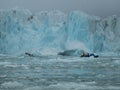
[0,8,120,55]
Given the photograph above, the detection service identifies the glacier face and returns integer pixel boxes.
[0,9,120,55]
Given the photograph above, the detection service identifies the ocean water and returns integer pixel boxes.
[0,55,120,90]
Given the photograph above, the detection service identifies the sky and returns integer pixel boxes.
[0,0,120,17]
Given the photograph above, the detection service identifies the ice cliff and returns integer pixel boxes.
[0,9,120,55]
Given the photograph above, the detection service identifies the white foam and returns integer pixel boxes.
[66,40,90,52]
[3,63,29,69]
[113,60,120,65]
[0,75,7,78]
[4,64,19,68]
[46,82,101,90]
[24,86,41,90]
[23,82,101,90]
[40,48,58,55]
[107,86,120,89]
[1,81,23,88]
[0,62,11,66]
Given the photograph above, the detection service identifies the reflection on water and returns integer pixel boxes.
[0,55,120,90]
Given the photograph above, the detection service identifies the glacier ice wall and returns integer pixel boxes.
[0,9,120,55]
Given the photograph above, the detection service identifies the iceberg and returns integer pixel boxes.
[0,8,120,56]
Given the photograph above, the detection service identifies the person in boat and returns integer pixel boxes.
[80,51,99,58]
[25,52,34,56]
[58,50,99,58]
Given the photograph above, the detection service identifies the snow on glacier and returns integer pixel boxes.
[0,8,120,55]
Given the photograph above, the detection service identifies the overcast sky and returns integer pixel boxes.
[0,0,120,17]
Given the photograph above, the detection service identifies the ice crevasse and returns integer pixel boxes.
[0,8,120,56]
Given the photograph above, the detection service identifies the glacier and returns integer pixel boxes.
[0,8,120,56]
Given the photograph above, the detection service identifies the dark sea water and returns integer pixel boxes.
[0,55,120,90]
